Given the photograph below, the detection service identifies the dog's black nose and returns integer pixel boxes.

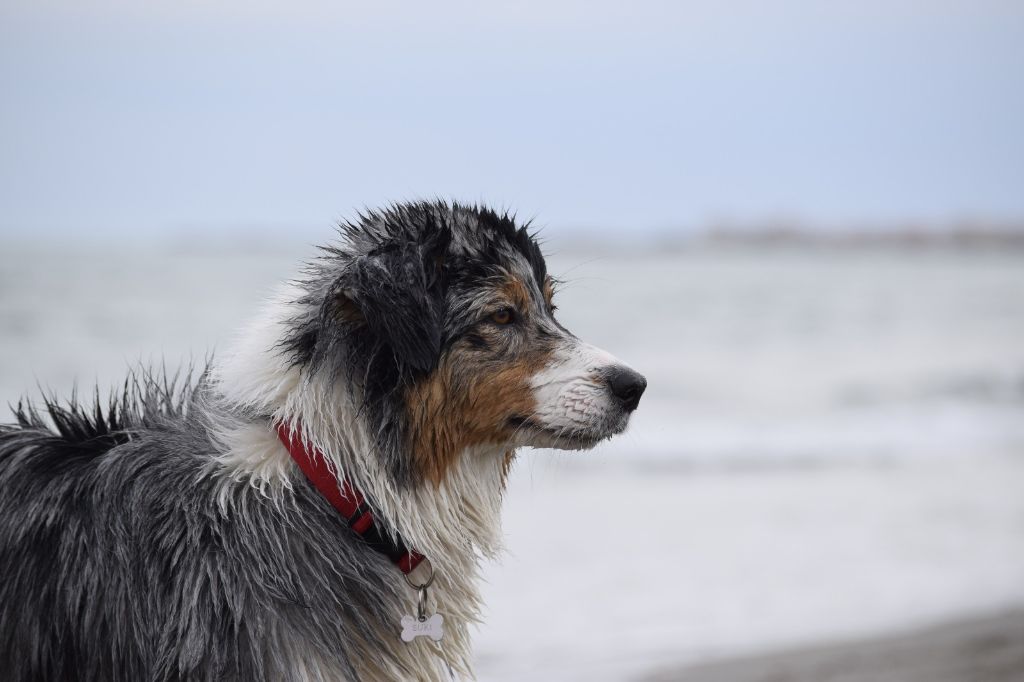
[607,366,647,412]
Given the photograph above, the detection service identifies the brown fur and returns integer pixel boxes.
[402,273,556,484]
[542,276,556,310]
[500,450,516,489]
[405,344,552,485]
[405,270,555,484]
[501,277,533,312]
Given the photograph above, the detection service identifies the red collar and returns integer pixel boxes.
[276,422,425,575]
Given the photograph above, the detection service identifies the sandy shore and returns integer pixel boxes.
[643,610,1024,682]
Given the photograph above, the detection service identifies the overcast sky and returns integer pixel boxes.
[1,1,1022,237]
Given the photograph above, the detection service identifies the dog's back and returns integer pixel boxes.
[0,392,229,679]
[0,389,405,682]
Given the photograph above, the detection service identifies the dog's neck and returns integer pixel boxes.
[207,285,509,559]
[204,287,509,677]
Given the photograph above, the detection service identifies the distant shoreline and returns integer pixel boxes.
[5,223,1024,256]
[643,608,1024,682]
[549,225,1024,256]
[696,224,1024,250]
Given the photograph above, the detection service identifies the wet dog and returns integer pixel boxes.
[0,201,646,681]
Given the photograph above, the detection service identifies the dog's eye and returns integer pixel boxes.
[490,307,515,325]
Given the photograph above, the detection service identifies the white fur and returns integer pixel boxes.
[527,342,629,448]
[206,286,632,680]
[208,290,505,681]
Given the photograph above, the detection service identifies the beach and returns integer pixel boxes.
[2,238,1023,680]
[645,609,1024,682]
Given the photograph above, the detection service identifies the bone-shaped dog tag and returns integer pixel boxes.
[401,561,444,642]
[400,614,444,642]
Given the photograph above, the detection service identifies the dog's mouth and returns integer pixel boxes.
[506,415,623,450]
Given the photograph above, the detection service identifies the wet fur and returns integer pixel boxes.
[0,201,638,681]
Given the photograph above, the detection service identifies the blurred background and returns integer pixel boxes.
[2,1,1023,680]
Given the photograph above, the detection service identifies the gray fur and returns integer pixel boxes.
[0,201,644,681]
[0,376,421,681]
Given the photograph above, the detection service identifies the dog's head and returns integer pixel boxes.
[285,202,646,486]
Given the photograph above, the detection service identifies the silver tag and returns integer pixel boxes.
[401,560,444,642]
[400,613,444,642]
[400,580,444,642]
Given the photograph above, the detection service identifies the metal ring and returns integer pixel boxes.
[416,585,428,622]
[403,558,435,590]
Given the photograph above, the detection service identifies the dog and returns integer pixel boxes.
[0,201,646,681]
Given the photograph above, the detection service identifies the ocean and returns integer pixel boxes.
[2,235,1023,680]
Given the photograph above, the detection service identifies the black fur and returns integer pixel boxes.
[0,374,421,680]
[0,200,558,680]
[283,201,547,488]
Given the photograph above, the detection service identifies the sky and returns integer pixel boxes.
[1,0,1022,237]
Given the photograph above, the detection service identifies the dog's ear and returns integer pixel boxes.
[331,238,448,374]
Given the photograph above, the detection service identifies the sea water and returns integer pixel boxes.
[1,236,1022,680]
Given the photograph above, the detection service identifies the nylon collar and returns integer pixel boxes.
[276,422,425,574]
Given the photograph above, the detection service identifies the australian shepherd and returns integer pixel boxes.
[0,201,646,681]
